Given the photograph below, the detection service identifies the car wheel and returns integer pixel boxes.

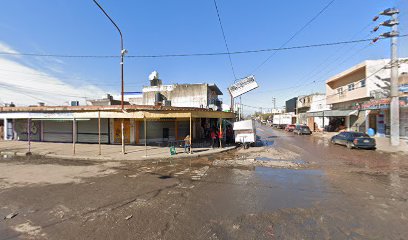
[331,139,336,144]
[346,142,353,149]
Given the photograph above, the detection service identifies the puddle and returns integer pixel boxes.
[253,167,327,208]
[255,157,306,165]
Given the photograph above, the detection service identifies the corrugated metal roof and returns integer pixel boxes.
[0,105,219,113]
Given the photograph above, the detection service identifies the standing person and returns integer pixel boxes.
[210,128,216,149]
[184,135,191,153]
[218,129,223,148]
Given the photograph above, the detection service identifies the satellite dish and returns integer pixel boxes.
[149,71,159,81]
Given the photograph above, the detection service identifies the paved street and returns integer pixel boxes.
[1,124,407,239]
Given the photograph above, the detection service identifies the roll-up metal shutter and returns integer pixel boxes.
[14,119,41,141]
[77,119,109,143]
[43,121,73,143]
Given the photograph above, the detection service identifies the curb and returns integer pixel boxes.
[0,146,238,162]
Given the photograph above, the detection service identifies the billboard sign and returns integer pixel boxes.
[228,76,258,98]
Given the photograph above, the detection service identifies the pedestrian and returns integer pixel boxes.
[218,129,223,148]
[210,129,216,148]
[184,135,191,153]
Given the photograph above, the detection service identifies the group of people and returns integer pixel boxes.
[184,124,235,153]
[209,125,234,148]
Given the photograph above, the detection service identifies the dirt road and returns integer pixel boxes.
[1,124,407,239]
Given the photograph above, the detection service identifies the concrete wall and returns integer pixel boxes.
[309,94,330,112]
[130,84,213,108]
[326,65,367,105]
[326,59,408,105]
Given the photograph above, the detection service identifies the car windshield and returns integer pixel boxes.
[351,132,369,138]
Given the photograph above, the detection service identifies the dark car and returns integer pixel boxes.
[285,124,296,132]
[331,132,376,149]
[293,125,312,135]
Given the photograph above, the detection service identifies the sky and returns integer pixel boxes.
[0,0,407,112]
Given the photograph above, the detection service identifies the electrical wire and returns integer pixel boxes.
[0,35,406,59]
[246,0,337,76]
[212,0,237,81]
[241,61,392,110]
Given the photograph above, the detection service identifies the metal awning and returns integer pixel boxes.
[305,110,358,117]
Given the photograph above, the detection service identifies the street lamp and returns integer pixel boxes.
[92,0,128,153]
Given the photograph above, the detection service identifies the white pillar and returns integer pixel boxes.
[365,110,370,133]
[3,118,7,140]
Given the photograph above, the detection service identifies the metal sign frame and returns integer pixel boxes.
[228,76,258,98]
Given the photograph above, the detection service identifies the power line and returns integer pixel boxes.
[0,82,91,99]
[212,0,237,81]
[276,22,376,96]
[0,35,406,59]
[247,0,337,76]
[242,61,392,109]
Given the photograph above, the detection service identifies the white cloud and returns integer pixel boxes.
[0,41,20,56]
[0,42,106,106]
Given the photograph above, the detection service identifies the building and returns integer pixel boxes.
[128,72,225,111]
[325,59,408,136]
[297,93,330,131]
[0,105,234,145]
[285,97,297,114]
[88,94,130,106]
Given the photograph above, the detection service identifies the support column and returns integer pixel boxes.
[72,118,76,155]
[3,118,7,140]
[98,111,101,155]
[27,118,31,153]
[40,120,44,142]
[219,118,223,148]
[144,117,147,157]
[189,115,192,154]
[365,110,370,133]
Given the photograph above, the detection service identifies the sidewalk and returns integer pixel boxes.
[0,141,236,161]
[312,132,408,154]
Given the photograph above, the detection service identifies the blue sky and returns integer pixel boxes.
[0,0,407,111]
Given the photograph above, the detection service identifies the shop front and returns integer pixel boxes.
[354,98,408,137]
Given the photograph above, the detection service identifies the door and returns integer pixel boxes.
[114,119,130,144]
[337,132,347,145]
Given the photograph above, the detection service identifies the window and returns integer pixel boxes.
[348,83,354,91]
[337,87,343,96]
[360,79,366,88]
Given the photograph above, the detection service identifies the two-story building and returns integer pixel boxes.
[325,59,408,136]
[297,93,330,131]
[128,72,224,111]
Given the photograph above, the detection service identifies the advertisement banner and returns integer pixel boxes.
[228,76,258,98]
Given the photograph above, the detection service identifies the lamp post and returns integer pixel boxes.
[92,0,128,153]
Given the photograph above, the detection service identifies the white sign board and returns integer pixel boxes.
[228,76,258,98]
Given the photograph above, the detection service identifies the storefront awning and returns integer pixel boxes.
[305,110,358,117]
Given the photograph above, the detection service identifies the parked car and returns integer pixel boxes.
[293,125,312,135]
[285,124,296,132]
[330,132,376,149]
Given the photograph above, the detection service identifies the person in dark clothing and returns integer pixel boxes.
[210,128,217,148]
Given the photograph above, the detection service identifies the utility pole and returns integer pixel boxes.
[93,0,128,153]
[272,97,276,111]
[373,8,400,146]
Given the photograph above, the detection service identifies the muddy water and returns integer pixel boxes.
[1,124,408,239]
